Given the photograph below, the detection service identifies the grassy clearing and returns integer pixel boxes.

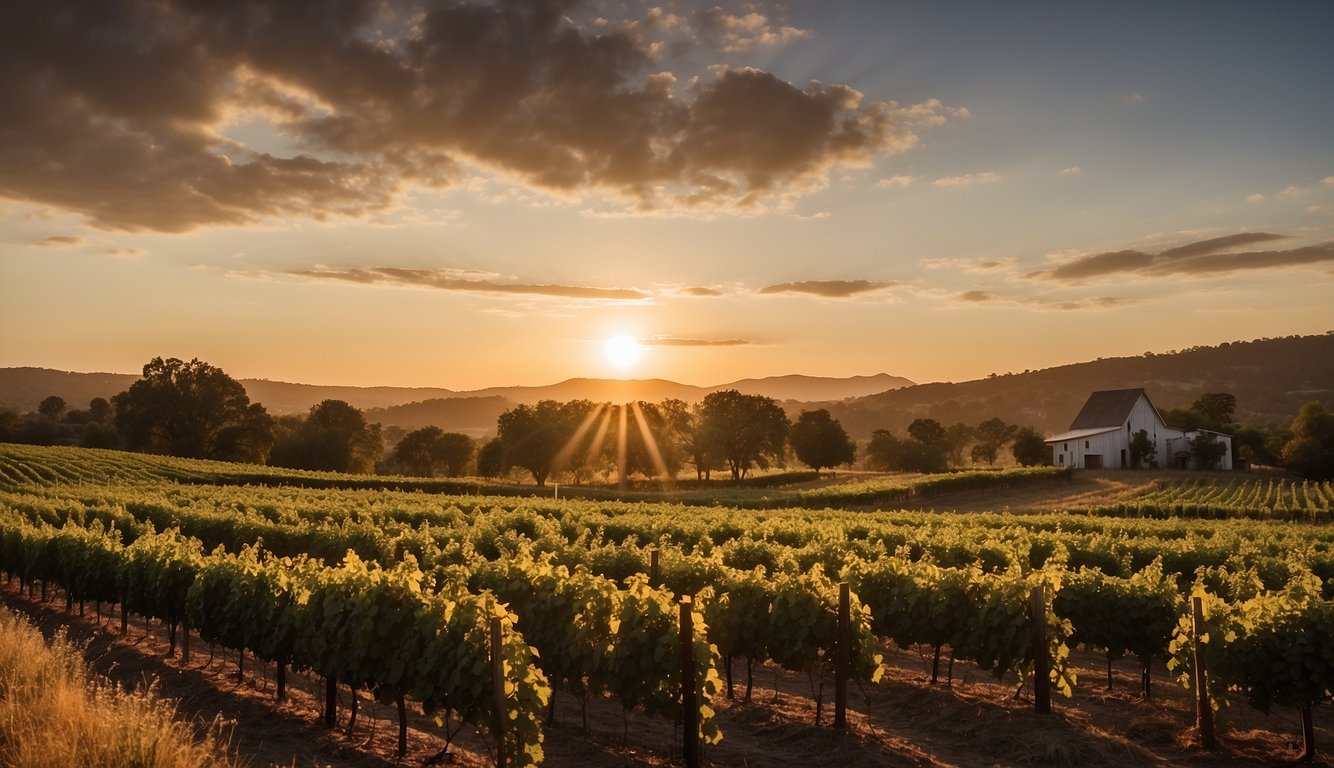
[0,606,237,768]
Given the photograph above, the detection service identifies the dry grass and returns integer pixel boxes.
[0,606,238,768]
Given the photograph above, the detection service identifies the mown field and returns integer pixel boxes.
[0,443,1330,767]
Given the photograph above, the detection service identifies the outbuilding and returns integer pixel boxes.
[1046,389,1232,470]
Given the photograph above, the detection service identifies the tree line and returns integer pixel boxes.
[3,356,1331,481]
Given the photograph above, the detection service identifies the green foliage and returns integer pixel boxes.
[1011,426,1050,467]
[270,399,382,474]
[113,357,275,463]
[1283,402,1334,480]
[696,390,790,481]
[1128,428,1156,468]
[390,426,474,477]
[790,409,855,472]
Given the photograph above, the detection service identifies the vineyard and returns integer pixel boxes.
[0,444,1331,766]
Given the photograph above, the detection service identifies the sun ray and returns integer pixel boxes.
[551,402,607,481]
[616,404,629,490]
[630,401,673,487]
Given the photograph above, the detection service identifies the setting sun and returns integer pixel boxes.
[604,334,644,370]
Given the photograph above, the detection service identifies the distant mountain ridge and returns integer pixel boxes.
[4,334,1328,439]
[0,367,913,422]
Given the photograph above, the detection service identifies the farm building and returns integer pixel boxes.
[1046,389,1232,470]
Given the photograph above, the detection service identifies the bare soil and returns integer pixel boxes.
[3,581,1327,768]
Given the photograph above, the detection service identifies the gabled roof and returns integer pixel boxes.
[1068,388,1149,430]
[1045,426,1121,444]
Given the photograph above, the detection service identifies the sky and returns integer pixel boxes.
[2,0,1333,390]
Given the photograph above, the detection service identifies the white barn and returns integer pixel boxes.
[1046,389,1232,470]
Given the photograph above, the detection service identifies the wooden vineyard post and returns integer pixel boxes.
[834,582,850,730]
[491,615,507,768]
[1302,703,1315,762]
[1191,596,1217,749]
[1030,584,1051,714]
[650,548,660,588]
[680,596,700,768]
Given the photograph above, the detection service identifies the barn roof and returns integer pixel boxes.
[1068,388,1148,430]
[1045,426,1121,443]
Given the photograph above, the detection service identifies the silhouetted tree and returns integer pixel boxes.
[38,396,66,423]
[1189,432,1227,471]
[1128,428,1156,468]
[791,409,855,474]
[970,417,1016,466]
[476,438,506,478]
[907,418,946,447]
[864,429,905,471]
[1161,407,1203,431]
[390,426,474,477]
[495,400,571,486]
[1190,393,1236,432]
[944,422,974,466]
[1282,402,1334,480]
[696,390,789,480]
[270,399,382,474]
[88,397,113,424]
[112,357,275,462]
[1011,426,1050,467]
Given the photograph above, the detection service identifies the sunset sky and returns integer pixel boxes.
[2,0,1333,390]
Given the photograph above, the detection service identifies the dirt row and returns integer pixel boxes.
[1,581,1326,768]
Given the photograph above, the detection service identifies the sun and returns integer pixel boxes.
[604,334,644,370]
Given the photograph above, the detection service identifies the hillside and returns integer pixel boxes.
[0,369,912,419]
[820,333,1334,439]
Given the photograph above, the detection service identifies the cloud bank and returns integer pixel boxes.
[289,266,648,301]
[0,0,961,232]
[757,279,899,298]
[641,335,751,347]
[1032,233,1334,281]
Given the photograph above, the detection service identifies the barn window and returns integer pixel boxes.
[1058,454,1064,465]
[1063,443,1068,451]
[1085,440,1090,449]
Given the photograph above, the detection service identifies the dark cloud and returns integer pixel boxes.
[1156,232,1289,259]
[641,335,751,347]
[30,236,84,247]
[758,279,899,298]
[0,0,956,232]
[956,291,1127,311]
[1033,233,1333,282]
[288,267,648,301]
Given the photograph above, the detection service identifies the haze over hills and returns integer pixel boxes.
[0,368,913,420]
[2,335,1329,439]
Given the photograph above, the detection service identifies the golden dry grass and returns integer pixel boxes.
[0,607,238,768]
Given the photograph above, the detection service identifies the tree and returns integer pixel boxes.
[791,409,855,474]
[1011,426,1050,467]
[476,438,506,478]
[389,427,474,477]
[907,418,946,447]
[38,395,66,423]
[864,429,905,471]
[1161,407,1203,431]
[113,357,275,462]
[1128,428,1156,468]
[1189,431,1227,471]
[1190,393,1236,432]
[695,390,790,480]
[1282,402,1334,480]
[944,422,975,466]
[88,397,113,424]
[495,400,572,486]
[270,399,382,474]
[970,417,1016,466]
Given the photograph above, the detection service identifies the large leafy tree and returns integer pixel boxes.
[1128,428,1157,468]
[695,390,789,480]
[390,426,474,477]
[271,399,382,474]
[1282,402,1334,480]
[1189,431,1227,471]
[1011,426,1050,467]
[1190,392,1237,432]
[495,400,573,486]
[970,417,1016,466]
[112,357,274,462]
[791,409,855,474]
